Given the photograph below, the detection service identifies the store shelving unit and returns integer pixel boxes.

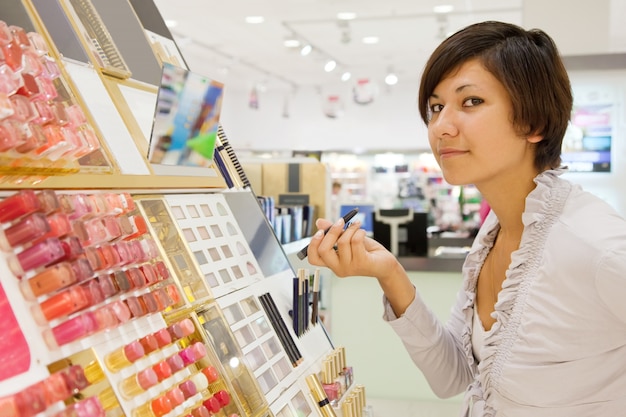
[0,2,367,417]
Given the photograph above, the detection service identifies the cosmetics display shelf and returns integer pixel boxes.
[0,1,370,416]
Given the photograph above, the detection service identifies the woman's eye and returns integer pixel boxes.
[430,103,444,113]
[463,97,483,107]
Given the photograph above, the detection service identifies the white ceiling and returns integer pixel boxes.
[152,0,523,93]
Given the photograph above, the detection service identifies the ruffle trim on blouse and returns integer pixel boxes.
[461,169,572,416]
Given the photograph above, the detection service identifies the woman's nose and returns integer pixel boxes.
[429,107,459,138]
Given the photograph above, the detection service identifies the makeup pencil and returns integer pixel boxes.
[293,276,300,336]
[311,269,320,325]
[258,293,302,366]
[297,208,359,260]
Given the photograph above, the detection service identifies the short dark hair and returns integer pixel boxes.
[418,21,573,171]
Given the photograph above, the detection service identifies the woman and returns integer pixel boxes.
[306,21,626,416]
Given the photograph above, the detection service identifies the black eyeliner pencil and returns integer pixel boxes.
[296,208,359,260]
[258,293,297,365]
[259,293,302,365]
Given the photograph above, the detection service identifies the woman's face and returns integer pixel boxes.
[427,59,540,188]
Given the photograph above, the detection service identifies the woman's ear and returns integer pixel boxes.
[526,132,543,144]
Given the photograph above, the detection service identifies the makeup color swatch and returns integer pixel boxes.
[164,193,264,298]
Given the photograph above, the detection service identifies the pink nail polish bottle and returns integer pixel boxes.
[0,212,50,251]
[7,237,66,277]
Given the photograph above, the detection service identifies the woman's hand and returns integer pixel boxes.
[306,217,417,317]
[306,217,398,280]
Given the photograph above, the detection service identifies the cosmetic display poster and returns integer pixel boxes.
[148,62,224,167]
[562,102,613,173]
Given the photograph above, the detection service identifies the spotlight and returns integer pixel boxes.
[385,72,398,85]
[300,44,312,56]
[324,60,337,72]
[341,71,352,82]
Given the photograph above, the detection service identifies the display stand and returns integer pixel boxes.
[0,1,368,417]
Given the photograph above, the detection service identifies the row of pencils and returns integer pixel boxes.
[293,268,320,337]
[213,124,250,189]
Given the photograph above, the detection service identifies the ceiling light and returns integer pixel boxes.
[324,60,337,72]
[164,19,178,28]
[433,5,454,13]
[341,71,352,82]
[385,72,398,86]
[284,38,301,48]
[300,44,312,56]
[337,12,357,20]
[245,16,265,24]
[362,36,379,44]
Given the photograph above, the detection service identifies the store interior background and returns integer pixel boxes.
[154,0,625,414]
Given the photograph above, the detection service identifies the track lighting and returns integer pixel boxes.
[324,60,337,72]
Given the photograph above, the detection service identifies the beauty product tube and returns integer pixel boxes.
[105,340,145,372]
[305,373,338,417]
[119,368,159,398]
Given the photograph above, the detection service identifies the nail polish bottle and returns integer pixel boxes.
[105,340,145,372]
[321,359,341,406]
[0,189,41,223]
[0,212,50,251]
[119,368,158,398]
[45,311,98,348]
[7,237,66,277]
